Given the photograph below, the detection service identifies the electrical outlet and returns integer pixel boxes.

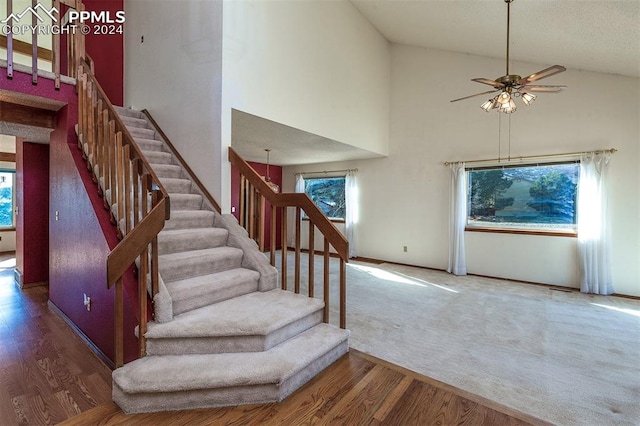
[403,246,408,252]
[83,293,91,311]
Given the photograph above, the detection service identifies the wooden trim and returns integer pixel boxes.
[0,101,57,129]
[0,153,16,162]
[0,35,53,62]
[302,217,345,224]
[48,300,115,370]
[465,226,577,238]
[141,109,222,213]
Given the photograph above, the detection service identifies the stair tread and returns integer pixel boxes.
[159,226,226,238]
[164,268,259,302]
[159,246,242,264]
[120,115,148,128]
[114,323,348,394]
[146,289,324,339]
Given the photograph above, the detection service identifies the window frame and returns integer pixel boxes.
[0,169,16,230]
[464,161,580,237]
[302,175,347,221]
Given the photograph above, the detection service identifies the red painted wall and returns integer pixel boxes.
[15,141,50,285]
[230,161,283,249]
[82,0,125,106]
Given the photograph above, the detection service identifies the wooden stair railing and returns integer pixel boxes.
[77,60,170,368]
[229,147,348,329]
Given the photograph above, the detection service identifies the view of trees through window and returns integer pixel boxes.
[0,171,14,228]
[305,177,346,219]
[467,163,579,231]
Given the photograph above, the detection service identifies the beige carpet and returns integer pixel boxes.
[276,251,640,426]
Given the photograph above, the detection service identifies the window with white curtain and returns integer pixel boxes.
[466,162,580,234]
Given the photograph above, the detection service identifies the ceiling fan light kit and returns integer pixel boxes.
[451,0,566,114]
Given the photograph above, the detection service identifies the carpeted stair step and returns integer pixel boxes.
[143,150,174,165]
[145,289,324,355]
[113,106,143,119]
[120,115,149,129]
[113,323,349,414]
[158,246,243,282]
[164,210,215,230]
[158,227,228,255]
[160,177,192,194]
[163,267,260,318]
[153,164,183,179]
[166,193,203,211]
[126,126,157,140]
[135,137,164,152]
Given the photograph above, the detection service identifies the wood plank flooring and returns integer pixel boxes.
[0,254,547,425]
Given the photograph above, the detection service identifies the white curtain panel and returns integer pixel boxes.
[345,171,358,258]
[447,162,467,276]
[577,152,614,295]
[295,174,305,193]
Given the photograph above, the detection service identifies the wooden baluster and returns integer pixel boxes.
[133,159,141,227]
[116,133,124,223]
[324,239,330,323]
[124,148,132,234]
[109,121,117,205]
[31,0,38,85]
[340,257,346,329]
[270,204,276,266]
[77,75,84,145]
[309,223,315,298]
[258,195,265,252]
[53,0,61,89]
[151,189,160,297]
[6,0,13,79]
[247,183,254,240]
[281,207,288,290]
[114,277,124,368]
[100,110,109,196]
[83,83,92,151]
[138,174,151,357]
[294,207,301,294]
[239,175,246,228]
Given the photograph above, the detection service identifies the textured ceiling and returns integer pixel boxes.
[231,110,383,166]
[350,0,640,78]
[232,0,640,167]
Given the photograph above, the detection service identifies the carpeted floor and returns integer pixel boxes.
[276,251,640,426]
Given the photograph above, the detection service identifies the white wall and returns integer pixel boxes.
[285,45,640,297]
[222,0,390,210]
[124,0,224,205]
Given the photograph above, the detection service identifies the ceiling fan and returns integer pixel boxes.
[451,0,566,114]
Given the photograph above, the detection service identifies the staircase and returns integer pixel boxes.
[107,106,349,414]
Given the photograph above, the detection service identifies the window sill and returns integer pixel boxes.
[302,217,345,224]
[0,227,16,232]
[465,226,577,238]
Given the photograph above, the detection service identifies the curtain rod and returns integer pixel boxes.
[443,148,618,166]
[295,168,358,176]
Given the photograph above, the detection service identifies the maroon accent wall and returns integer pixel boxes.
[5,69,138,364]
[15,141,50,285]
[230,161,283,249]
[82,0,125,106]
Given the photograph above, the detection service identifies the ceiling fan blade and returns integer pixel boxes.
[471,78,506,88]
[518,65,566,85]
[523,85,566,92]
[450,90,498,103]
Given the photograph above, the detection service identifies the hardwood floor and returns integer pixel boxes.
[0,255,546,425]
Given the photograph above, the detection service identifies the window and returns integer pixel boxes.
[0,171,15,228]
[467,162,579,233]
[305,177,346,220]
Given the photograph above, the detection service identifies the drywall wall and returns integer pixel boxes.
[222,0,390,210]
[284,45,640,297]
[124,0,224,207]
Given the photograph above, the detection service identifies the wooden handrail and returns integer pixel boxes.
[229,146,348,328]
[141,109,221,213]
[229,147,348,259]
